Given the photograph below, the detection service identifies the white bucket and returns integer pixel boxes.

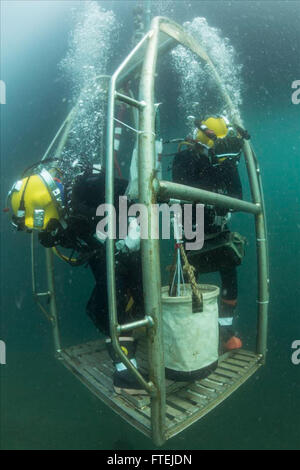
[162,284,220,380]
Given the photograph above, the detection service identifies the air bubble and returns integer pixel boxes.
[171,17,243,122]
[59,1,119,177]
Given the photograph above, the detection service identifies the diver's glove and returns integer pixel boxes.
[115,217,141,254]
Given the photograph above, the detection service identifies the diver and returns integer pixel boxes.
[172,115,250,351]
[6,158,147,395]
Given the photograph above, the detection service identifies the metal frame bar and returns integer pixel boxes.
[115,91,145,109]
[31,233,61,353]
[242,140,269,358]
[157,180,261,214]
[137,22,167,445]
[45,248,61,354]
[106,33,157,397]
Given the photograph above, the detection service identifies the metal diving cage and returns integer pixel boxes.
[30,17,269,446]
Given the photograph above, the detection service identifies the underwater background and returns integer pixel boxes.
[1,0,299,450]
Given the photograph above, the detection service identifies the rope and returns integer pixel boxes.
[169,215,202,309]
[169,216,185,297]
[52,246,79,265]
[169,242,185,297]
[179,244,203,311]
[168,243,203,311]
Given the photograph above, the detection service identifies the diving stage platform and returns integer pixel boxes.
[58,337,262,441]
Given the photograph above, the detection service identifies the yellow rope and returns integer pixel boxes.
[125,295,135,313]
[52,246,79,265]
[179,244,203,310]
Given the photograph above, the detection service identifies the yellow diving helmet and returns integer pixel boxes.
[8,168,64,231]
[195,116,231,148]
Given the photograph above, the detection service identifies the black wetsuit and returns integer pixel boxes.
[39,172,143,335]
[172,148,243,303]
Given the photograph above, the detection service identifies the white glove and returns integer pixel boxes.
[115,217,141,253]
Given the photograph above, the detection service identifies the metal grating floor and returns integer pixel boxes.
[59,337,262,441]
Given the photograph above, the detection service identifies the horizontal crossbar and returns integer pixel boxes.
[157,180,261,215]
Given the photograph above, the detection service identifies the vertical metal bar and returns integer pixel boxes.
[45,248,62,354]
[242,140,269,359]
[250,144,270,271]
[255,215,269,359]
[95,75,111,167]
[31,232,37,294]
[106,73,154,393]
[139,18,166,447]
[105,32,160,392]
[105,75,118,337]
[31,234,53,323]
